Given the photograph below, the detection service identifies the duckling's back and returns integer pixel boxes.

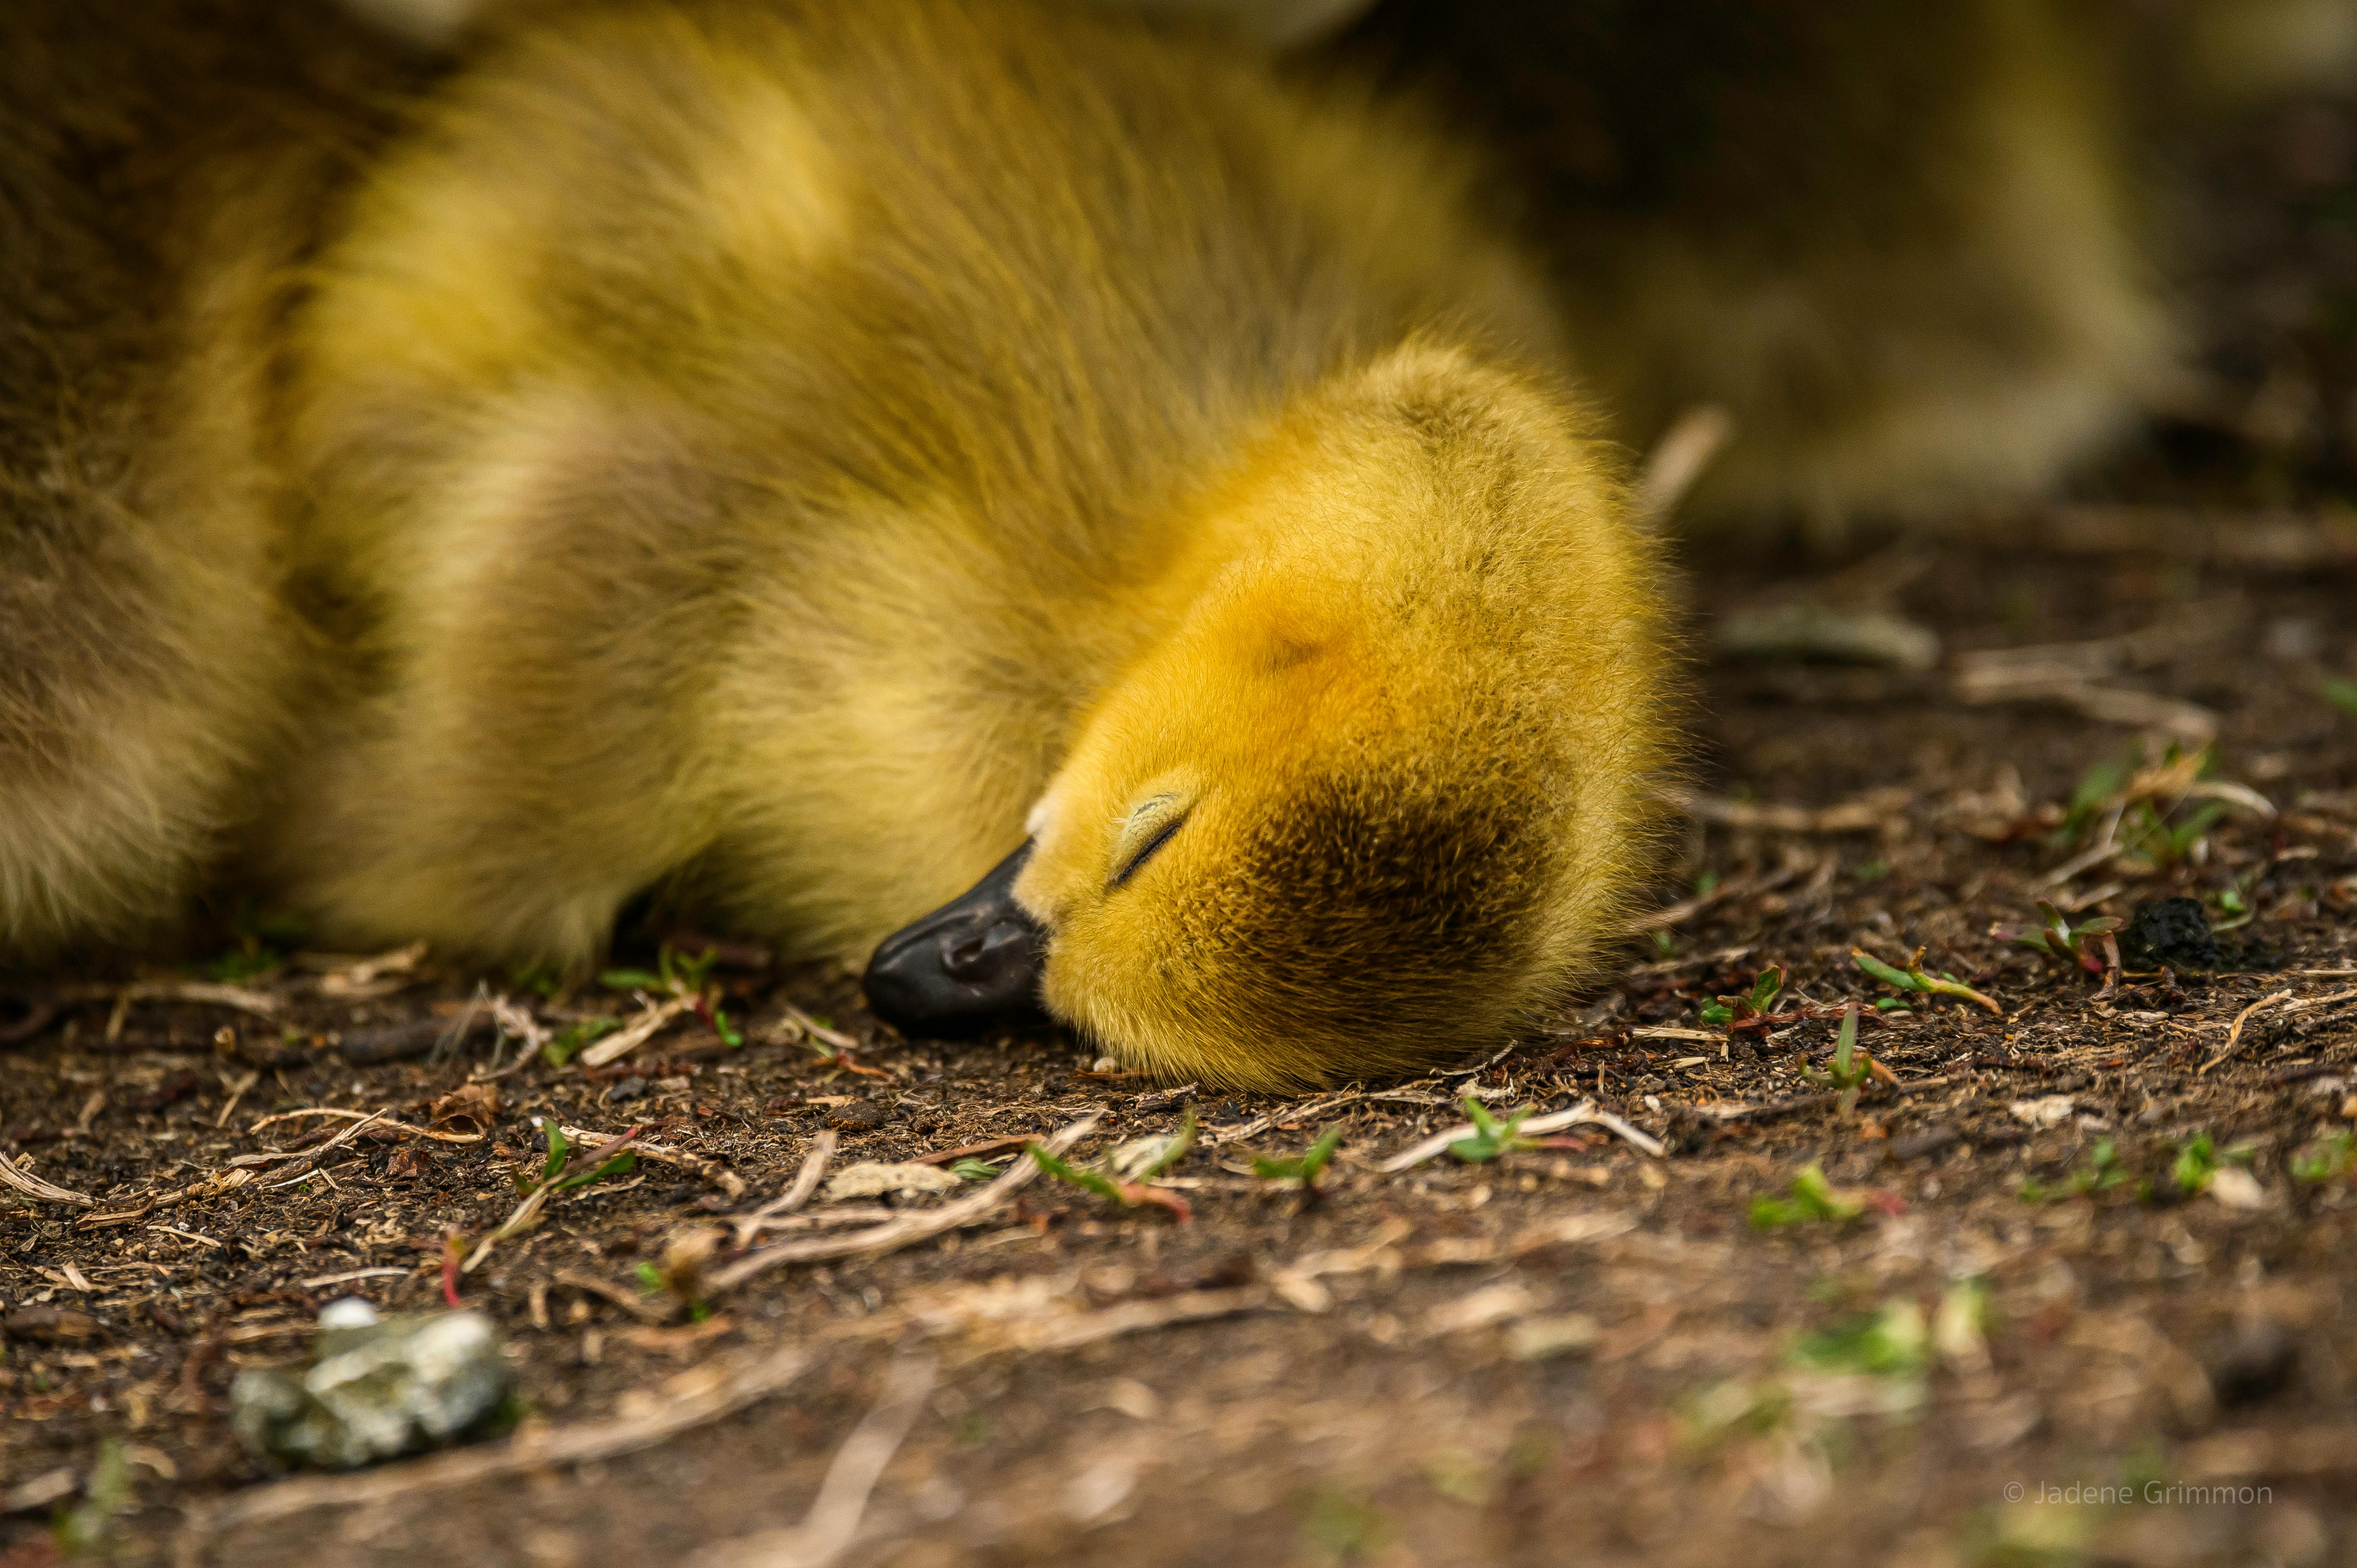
[0,1,421,954]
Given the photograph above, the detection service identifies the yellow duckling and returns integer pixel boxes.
[2,0,1673,1089]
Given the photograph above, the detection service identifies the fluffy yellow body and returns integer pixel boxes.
[2,0,1672,1086]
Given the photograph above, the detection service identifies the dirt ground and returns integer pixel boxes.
[0,509,2347,1568]
[7,79,2357,1568]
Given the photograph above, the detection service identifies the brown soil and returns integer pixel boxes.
[0,510,2352,1568]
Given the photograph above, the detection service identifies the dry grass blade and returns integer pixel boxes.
[1015,1287,1268,1353]
[734,1131,837,1248]
[1659,786,1913,834]
[79,1109,390,1230]
[578,995,697,1069]
[58,980,282,1018]
[1377,1100,1664,1174]
[1198,1090,1382,1149]
[707,1116,1100,1292]
[1623,849,1819,934]
[688,1355,938,1568]
[2200,989,2297,1075]
[238,1108,485,1156]
[560,1124,745,1197]
[1633,404,1733,527]
[0,1153,92,1206]
[179,1342,812,1550]
[465,1125,641,1274]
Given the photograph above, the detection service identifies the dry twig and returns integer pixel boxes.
[707,1116,1099,1292]
[1377,1100,1664,1173]
[2199,990,2298,1075]
[687,1356,938,1568]
[0,1153,92,1207]
[732,1131,837,1248]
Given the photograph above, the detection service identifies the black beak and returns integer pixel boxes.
[862,842,1051,1037]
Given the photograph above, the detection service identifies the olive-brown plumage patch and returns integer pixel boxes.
[1179,763,1549,1042]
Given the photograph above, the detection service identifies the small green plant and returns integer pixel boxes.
[602,943,742,1047]
[2211,885,2255,933]
[949,1157,1004,1182]
[1996,900,2122,978]
[2290,1131,2357,1184]
[2323,675,2357,718]
[2018,1138,2128,1204]
[541,1016,620,1068]
[507,962,563,999]
[204,901,309,983]
[1028,1125,1193,1222]
[1852,947,2000,1012]
[1749,1163,1868,1229]
[1449,1097,1537,1163]
[1797,1003,1875,1116]
[1253,1126,1344,1190]
[1106,1108,1198,1181]
[515,1122,638,1195]
[1788,1300,1929,1380]
[634,1261,666,1295]
[1700,963,1785,1028]
[2070,1139,2128,1195]
[1302,1489,1390,1562]
[52,1437,131,1558]
[2129,799,2226,872]
[2052,750,2134,847]
[1853,859,1891,883]
[2168,1133,2254,1198]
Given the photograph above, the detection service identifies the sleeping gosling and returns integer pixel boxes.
[1,0,1675,1089]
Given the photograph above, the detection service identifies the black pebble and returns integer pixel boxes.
[2122,897,2221,973]
[606,1076,648,1104]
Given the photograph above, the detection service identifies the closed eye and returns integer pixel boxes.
[1109,811,1187,889]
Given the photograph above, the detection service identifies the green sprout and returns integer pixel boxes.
[949,1157,1004,1182]
[1996,900,2122,978]
[2129,799,2226,872]
[203,901,309,983]
[602,944,742,1048]
[515,1122,638,1195]
[1252,1126,1344,1190]
[2211,885,2255,934]
[2168,1134,2254,1198]
[2052,751,2133,847]
[1788,1301,1929,1380]
[2018,1138,2128,1204]
[1028,1118,1193,1222]
[1449,1097,1537,1163]
[1700,963,1785,1028]
[1851,947,1999,1012]
[634,1261,665,1295]
[52,1438,132,1558]
[2290,1132,2357,1185]
[1797,1003,1875,1116]
[541,1016,620,1069]
[1749,1164,1869,1229]
[2323,676,2357,718]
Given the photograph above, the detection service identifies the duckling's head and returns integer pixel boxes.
[864,345,1675,1089]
